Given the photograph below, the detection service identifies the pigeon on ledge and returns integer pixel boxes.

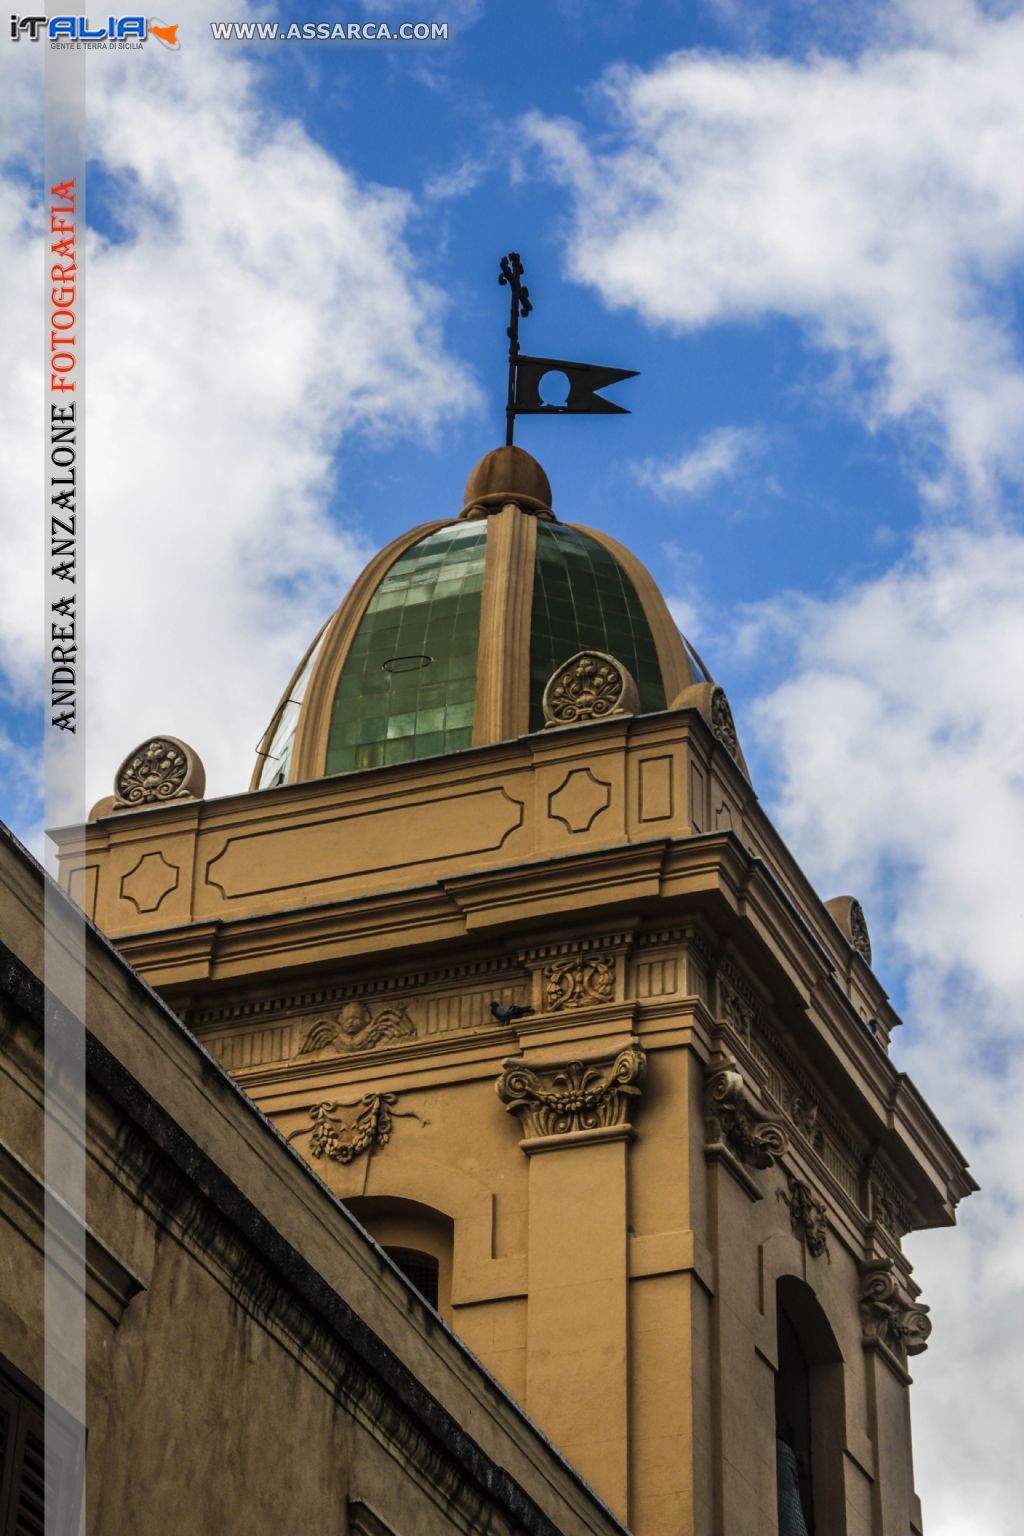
[490,1002,535,1024]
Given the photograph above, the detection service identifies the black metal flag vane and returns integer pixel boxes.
[499,251,638,447]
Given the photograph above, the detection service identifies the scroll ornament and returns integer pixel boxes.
[496,1043,645,1139]
[543,953,615,1010]
[288,1094,426,1166]
[705,1063,789,1170]
[778,1173,830,1260]
[542,650,639,728]
[113,735,205,809]
[859,1259,931,1358]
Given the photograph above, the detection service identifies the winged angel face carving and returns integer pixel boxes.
[298,1000,416,1056]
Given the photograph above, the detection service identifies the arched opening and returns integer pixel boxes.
[345,1196,454,1323]
[775,1277,847,1536]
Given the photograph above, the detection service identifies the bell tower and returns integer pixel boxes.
[54,446,975,1536]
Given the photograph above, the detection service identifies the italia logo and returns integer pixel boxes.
[10,14,180,45]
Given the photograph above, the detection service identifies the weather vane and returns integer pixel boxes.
[499,251,638,447]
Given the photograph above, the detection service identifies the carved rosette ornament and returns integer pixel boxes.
[297,1001,416,1056]
[825,895,873,968]
[543,953,615,1010]
[287,1094,426,1166]
[778,1173,830,1260]
[496,1043,645,1141]
[542,650,640,728]
[113,735,205,810]
[859,1259,932,1360]
[849,900,872,966]
[710,688,739,759]
[705,1062,789,1171]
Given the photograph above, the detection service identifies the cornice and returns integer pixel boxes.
[103,833,971,1208]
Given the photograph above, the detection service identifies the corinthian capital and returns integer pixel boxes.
[496,1042,645,1143]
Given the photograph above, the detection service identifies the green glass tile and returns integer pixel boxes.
[383,738,416,765]
[386,712,417,739]
[445,701,474,729]
[328,746,356,774]
[444,727,473,752]
[327,522,484,774]
[413,731,446,758]
[332,718,361,747]
[416,680,447,708]
[449,652,477,680]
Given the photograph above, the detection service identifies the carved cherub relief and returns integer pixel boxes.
[297,1000,416,1056]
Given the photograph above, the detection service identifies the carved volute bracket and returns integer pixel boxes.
[496,1041,646,1151]
[704,1061,789,1190]
[778,1172,831,1261]
[859,1258,931,1368]
[112,735,205,810]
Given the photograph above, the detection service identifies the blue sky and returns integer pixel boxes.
[2,4,1023,1531]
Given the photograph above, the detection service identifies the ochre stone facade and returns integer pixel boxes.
[0,826,627,1536]
[44,448,975,1535]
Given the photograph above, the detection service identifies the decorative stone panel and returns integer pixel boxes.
[543,953,615,1010]
[120,850,180,914]
[547,767,611,833]
[518,932,631,1013]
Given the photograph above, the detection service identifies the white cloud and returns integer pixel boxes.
[0,2,480,835]
[634,424,766,500]
[738,523,1024,1536]
[524,0,1024,501]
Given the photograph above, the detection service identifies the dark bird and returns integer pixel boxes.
[491,1001,534,1024]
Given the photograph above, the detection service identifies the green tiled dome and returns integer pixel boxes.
[530,524,665,730]
[251,447,708,790]
[325,522,488,775]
